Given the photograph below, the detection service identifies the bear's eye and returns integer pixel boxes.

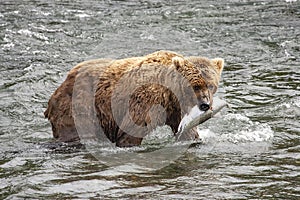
[208,85,214,90]
[208,84,216,93]
[193,85,201,91]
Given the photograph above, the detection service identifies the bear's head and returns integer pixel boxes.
[172,56,224,112]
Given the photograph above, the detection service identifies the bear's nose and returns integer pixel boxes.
[199,103,210,111]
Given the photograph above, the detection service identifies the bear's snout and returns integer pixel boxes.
[196,90,212,111]
[199,102,210,111]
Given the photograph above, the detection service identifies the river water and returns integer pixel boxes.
[0,0,299,199]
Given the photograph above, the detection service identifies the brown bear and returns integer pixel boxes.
[44,51,224,147]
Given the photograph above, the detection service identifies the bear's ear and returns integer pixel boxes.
[211,58,224,76]
[172,56,185,70]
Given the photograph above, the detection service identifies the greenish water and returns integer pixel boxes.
[0,0,299,199]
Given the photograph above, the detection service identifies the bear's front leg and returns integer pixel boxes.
[116,130,143,147]
[115,111,147,147]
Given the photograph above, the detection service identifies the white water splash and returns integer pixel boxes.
[0,157,27,168]
[272,97,300,117]
[287,96,300,109]
[75,13,91,18]
[17,29,49,41]
[221,123,273,143]
[295,97,300,107]
[142,125,175,146]
[198,113,274,144]
[285,0,297,3]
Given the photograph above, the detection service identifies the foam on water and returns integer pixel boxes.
[198,113,274,144]
[0,157,27,169]
[17,29,49,41]
[269,96,300,119]
[277,96,300,110]
[142,125,175,146]
[220,123,273,143]
[285,0,297,3]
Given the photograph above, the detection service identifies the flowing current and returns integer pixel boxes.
[0,0,299,199]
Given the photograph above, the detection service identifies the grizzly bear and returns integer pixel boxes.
[44,51,224,147]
